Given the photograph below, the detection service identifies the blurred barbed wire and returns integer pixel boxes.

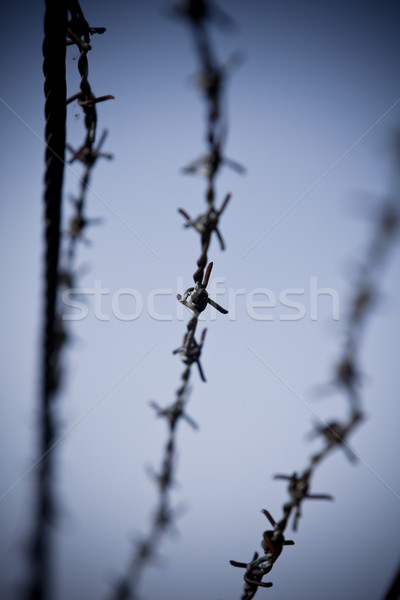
[26,2,112,598]
[230,134,400,597]
[109,2,244,598]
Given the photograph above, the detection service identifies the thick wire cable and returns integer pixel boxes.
[25,2,67,599]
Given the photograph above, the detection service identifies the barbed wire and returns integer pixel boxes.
[63,0,113,273]
[27,2,399,599]
[54,1,114,389]
[230,135,400,597]
[26,3,112,598]
[109,2,243,598]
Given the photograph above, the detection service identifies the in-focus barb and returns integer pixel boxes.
[260,509,295,557]
[66,91,115,106]
[230,510,294,596]
[230,551,273,597]
[66,2,106,46]
[177,262,228,315]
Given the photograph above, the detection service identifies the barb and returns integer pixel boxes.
[230,510,294,599]
[26,2,112,598]
[230,133,400,595]
[110,3,242,598]
[178,191,231,251]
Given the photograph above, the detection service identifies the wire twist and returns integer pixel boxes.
[27,3,112,598]
[230,136,400,596]
[110,2,243,598]
[27,3,68,599]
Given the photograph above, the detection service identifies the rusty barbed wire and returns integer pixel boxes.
[230,135,400,597]
[56,1,113,373]
[42,0,113,402]
[26,3,112,599]
[110,2,243,599]
[64,0,113,270]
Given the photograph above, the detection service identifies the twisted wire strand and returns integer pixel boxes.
[64,3,113,270]
[26,2,112,598]
[42,1,68,413]
[230,137,400,598]
[110,3,243,598]
[26,2,68,599]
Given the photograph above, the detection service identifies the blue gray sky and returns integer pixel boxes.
[1,1,400,599]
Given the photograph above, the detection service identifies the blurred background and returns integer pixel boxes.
[1,1,399,599]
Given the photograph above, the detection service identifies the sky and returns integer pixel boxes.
[0,1,400,599]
